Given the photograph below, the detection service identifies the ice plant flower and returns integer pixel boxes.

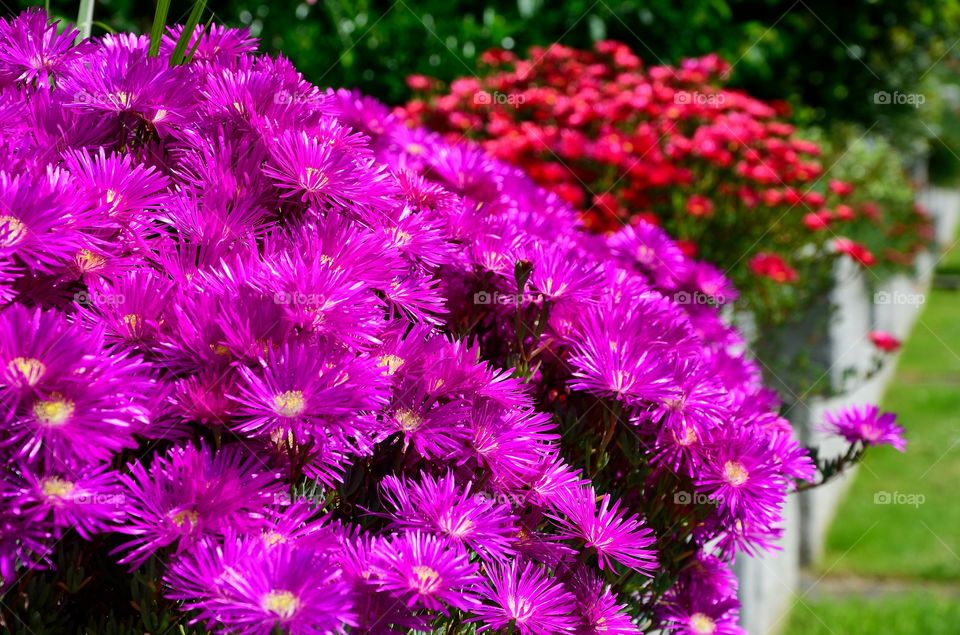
[371,531,480,614]
[0,13,903,633]
[822,405,906,452]
[549,484,657,573]
[473,559,578,635]
[378,471,517,560]
[748,252,798,283]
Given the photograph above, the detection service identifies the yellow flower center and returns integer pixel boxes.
[303,167,330,192]
[122,313,142,336]
[689,612,717,634]
[635,245,654,264]
[675,426,698,446]
[410,565,443,594]
[394,409,423,432]
[41,477,75,499]
[8,356,46,386]
[723,460,749,486]
[388,227,413,247]
[113,91,132,107]
[75,249,107,273]
[169,508,199,529]
[377,354,405,375]
[507,596,535,622]
[273,390,306,418]
[261,590,299,620]
[263,531,286,547]
[33,396,75,426]
[611,370,634,392]
[438,512,474,538]
[0,215,26,247]
[209,343,231,357]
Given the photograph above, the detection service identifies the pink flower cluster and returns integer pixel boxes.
[0,11,904,635]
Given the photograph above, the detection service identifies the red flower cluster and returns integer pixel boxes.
[403,42,932,315]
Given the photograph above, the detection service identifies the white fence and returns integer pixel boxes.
[735,185,959,635]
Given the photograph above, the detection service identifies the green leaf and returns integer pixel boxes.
[185,15,214,64]
[148,0,171,57]
[75,0,95,42]
[170,0,208,67]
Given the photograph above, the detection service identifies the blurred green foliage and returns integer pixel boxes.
[22,1,959,116]
[16,0,960,175]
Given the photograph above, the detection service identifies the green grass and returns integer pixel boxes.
[817,281,960,580]
[783,240,960,633]
[782,593,960,635]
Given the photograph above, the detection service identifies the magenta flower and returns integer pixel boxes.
[0,9,86,85]
[0,170,89,274]
[822,404,906,451]
[114,444,283,568]
[473,559,577,635]
[262,127,397,209]
[372,530,480,614]
[568,302,682,404]
[569,570,641,635]
[231,341,388,445]
[549,484,658,574]
[697,427,786,523]
[607,221,691,289]
[0,306,155,466]
[10,463,124,540]
[0,510,53,588]
[166,533,354,635]
[379,471,517,560]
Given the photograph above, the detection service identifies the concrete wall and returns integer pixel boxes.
[735,185,957,635]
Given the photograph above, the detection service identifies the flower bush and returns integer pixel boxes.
[0,11,903,635]
[404,42,934,394]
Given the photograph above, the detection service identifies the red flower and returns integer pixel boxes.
[676,239,698,258]
[749,252,797,283]
[803,211,829,231]
[406,75,433,91]
[804,191,825,207]
[835,237,876,267]
[834,204,855,221]
[829,179,854,196]
[868,330,902,352]
[686,195,714,217]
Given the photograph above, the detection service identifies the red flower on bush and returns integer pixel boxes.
[869,330,902,353]
[748,253,798,283]
[404,41,930,324]
[834,238,876,267]
[686,195,714,217]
